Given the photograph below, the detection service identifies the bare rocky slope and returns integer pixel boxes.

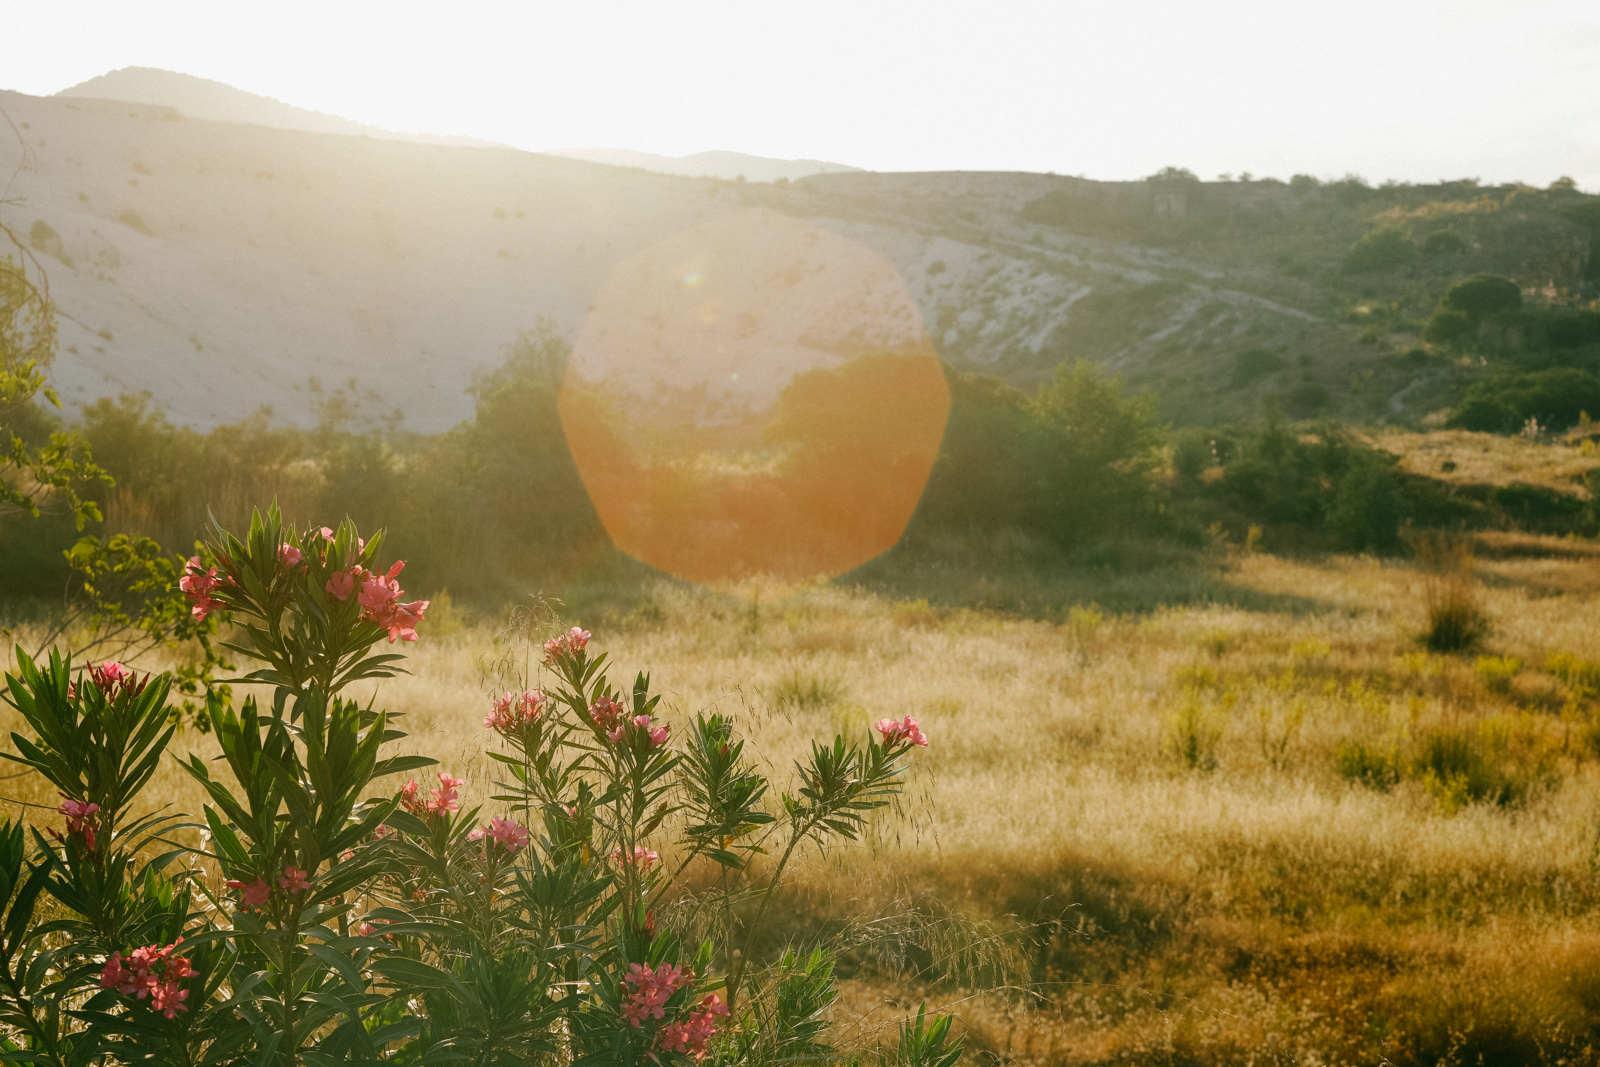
[2,80,1596,432]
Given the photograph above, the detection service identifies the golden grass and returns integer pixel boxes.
[6,543,1600,1064]
[1375,427,1600,496]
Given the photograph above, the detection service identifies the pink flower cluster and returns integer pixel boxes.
[401,773,463,817]
[54,797,100,852]
[68,660,146,702]
[542,626,591,665]
[485,689,546,735]
[325,560,429,643]
[620,715,670,746]
[278,543,304,568]
[612,845,660,872]
[100,938,194,1018]
[589,696,626,733]
[656,994,730,1062]
[590,698,669,746]
[225,875,271,909]
[876,715,929,748]
[620,962,693,1027]
[180,556,226,621]
[467,816,530,854]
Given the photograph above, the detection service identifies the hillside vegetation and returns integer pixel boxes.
[3,82,1597,432]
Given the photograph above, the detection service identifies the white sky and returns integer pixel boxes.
[3,0,1598,189]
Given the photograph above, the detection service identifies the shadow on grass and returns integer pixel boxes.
[841,532,1335,619]
[530,531,1341,625]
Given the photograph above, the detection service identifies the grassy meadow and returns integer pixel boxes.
[6,534,1600,1065]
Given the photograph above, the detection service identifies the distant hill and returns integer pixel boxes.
[3,75,1598,435]
[55,67,506,148]
[544,148,862,183]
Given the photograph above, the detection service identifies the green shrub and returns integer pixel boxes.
[1547,651,1600,697]
[0,508,948,1065]
[1448,368,1600,433]
[1285,379,1330,416]
[1409,720,1559,810]
[1442,273,1522,319]
[1335,739,1398,788]
[1167,692,1225,770]
[1329,451,1402,552]
[1474,655,1522,694]
[1488,482,1591,533]
[1342,226,1415,274]
[1172,427,1215,482]
[1418,536,1491,653]
[1422,307,1473,345]
[1446,394,1514,432]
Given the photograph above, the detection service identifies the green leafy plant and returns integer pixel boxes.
[0,506,953,1066]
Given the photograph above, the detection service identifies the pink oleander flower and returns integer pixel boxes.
[179,556,226,620]
[279,866,312,894]
[150,978,189,1019]
[57,798,100,851]
[359,562,404,613]
[399,779,426,815]
[352,561,427,641]
[542,626,592,665]
[278,543,303,568]
[620,961,694,1027]
[486,816,529,853]
[102,939,190,1017]
[225,876,272,908]
[380,599,428,643]
[612,845,659,873]
[100,952,136,995]
[468,816,530,855]
[656,994,729,1061]
[373,823,397,840]
[485,689,546,734]
[427,772,463,816]
[73,661,145,703]
[589,695,626,733]
[317,526,335,542]
[876,714,929,748]
[325,566,362,601]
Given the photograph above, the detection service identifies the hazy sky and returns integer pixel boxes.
[4,0,1598,188]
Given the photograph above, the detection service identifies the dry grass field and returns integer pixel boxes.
[6,537,1600,1065]
[1376,428,1600,499]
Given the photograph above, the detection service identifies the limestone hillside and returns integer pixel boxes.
[2,80,1597,432]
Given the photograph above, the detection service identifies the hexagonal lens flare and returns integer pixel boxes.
[558,208,950,586]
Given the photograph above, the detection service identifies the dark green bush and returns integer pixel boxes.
[1447,367,1600,432]
[1442,274,1522,319]
[1285,379,1330,416]
[1329,452,1402,552]
[1342,226,1415,274]
[1422,307,1472,345]
[1489,483,1592,533]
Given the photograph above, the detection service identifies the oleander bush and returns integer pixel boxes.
[0,506,955,1067]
